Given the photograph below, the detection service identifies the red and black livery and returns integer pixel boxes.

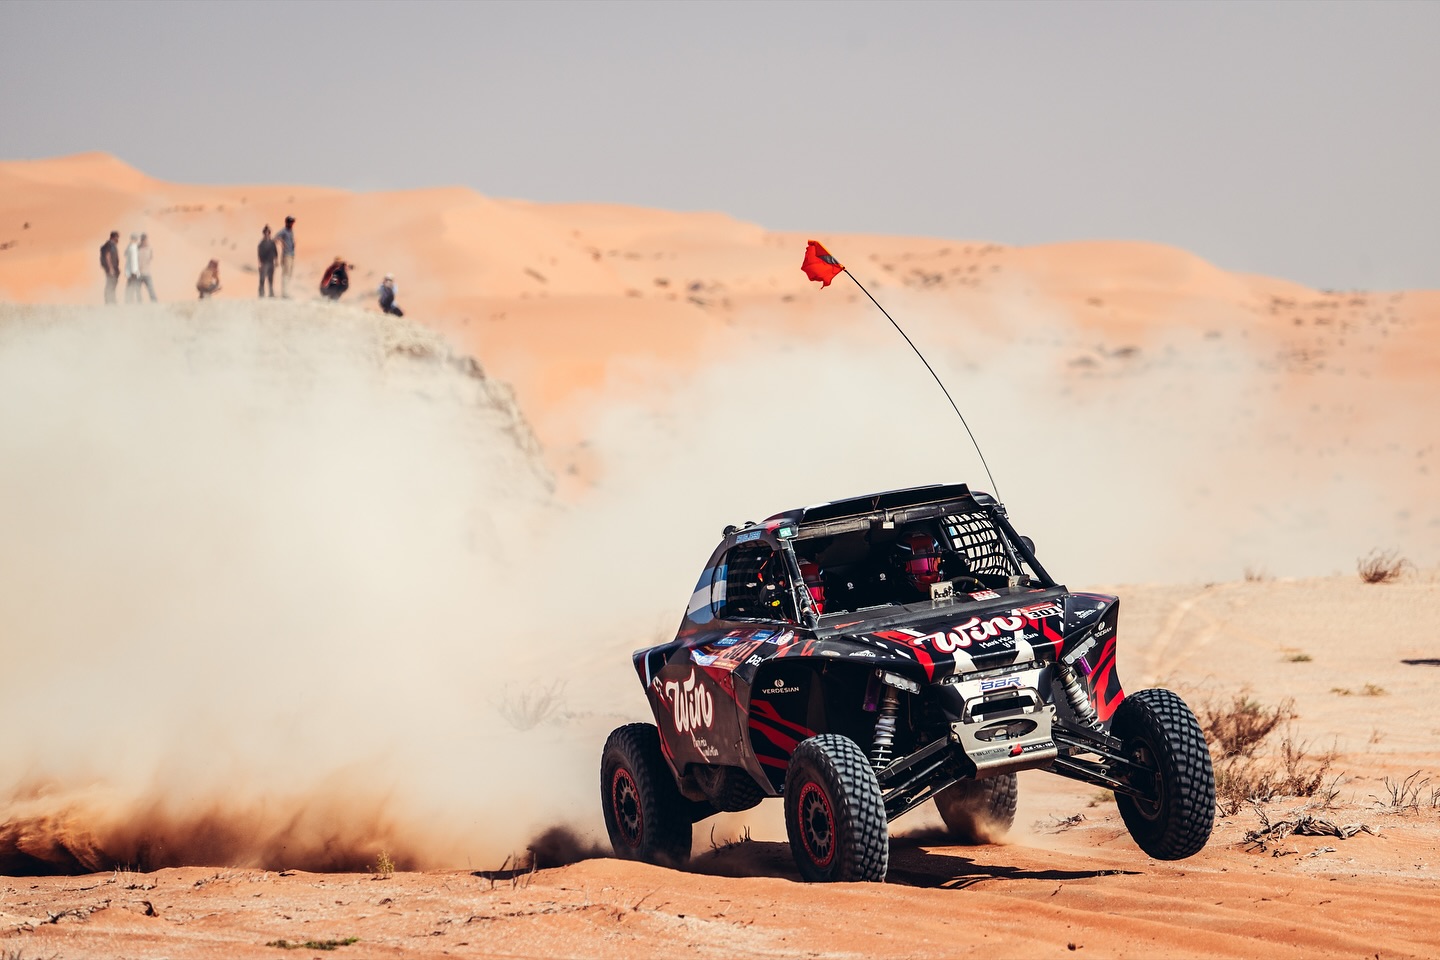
[602,483,1215,882]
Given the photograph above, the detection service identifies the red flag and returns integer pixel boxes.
[801,240,845,287]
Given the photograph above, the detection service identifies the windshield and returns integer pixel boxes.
[794,508,1044,617]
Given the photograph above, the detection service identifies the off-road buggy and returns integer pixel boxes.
[601,483,1215,882]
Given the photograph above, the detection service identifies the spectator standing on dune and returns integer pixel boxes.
[124,234,141,303]
[136,233,157,301]
[320,255,350,300]
[196,259,221,299]
[274,215,296,297]
[377,274,403,316]
[99,231,121,304]
[257,225,278,297]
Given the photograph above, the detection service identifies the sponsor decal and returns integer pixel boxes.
[745,654,765,667]
[1093,620,1111,638]
[751,629,777,642]
[691,651,719,666]
[849,649,877,658]
[735,529,762,544]
[980,676,1023,692]
[713,638,765,669]
[663,669,715,733]
[762,677,802,695]
[1017,601,1064,620]
[690,735,720,759]
[975,740,1058,762]
[713,636,741,647]
[914,614,1026,653]
[1074,608,1098,620]
[969,589,1001,601]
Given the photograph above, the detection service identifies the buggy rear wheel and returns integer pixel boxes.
[600,723,692,867]
[934,772,1018,843]
[783,735,888,882]
[1111,688,1215,860]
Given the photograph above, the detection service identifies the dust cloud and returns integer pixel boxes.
[569,292,1437,589]
[0,301,617,873]
[0,293,1432,873]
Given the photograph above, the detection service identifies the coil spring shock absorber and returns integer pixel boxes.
[1057,661,1102,730]
[870,685,901,767]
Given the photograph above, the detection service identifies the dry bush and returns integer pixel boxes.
[496,682,564,731]
[1212,734,1339,816]
[1357,549,1409,584]
[1198,692,1295,758]
[1331,683,1387,697]
[1200,692,1340,816]
[709,824,754,852]
[1278,735,1338,798]
[1371,772,1433,812]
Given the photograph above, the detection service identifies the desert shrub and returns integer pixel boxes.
[1371,772,1433,812]
[497,682,564,731]
[1199,692,1339,816]
[1277,735,1337,797]
[1357,549,1409,584]
[1198,692,1295,758]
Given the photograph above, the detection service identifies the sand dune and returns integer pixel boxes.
[1,154,1437,957]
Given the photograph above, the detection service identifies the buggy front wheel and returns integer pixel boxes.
[783,735,889,882]
[1111,688,1215,860]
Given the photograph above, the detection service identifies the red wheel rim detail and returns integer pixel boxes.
[612,767,643,848]
[798,781,836,868]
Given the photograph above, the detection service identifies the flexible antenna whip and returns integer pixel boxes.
[843,271,1003,504]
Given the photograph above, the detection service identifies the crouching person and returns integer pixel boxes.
[377,274,403,316]
[196,259,222,299]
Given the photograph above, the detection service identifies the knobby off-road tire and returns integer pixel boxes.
[934,772,1018,843]
[783,735,889,883]
[1111,688,1215,860]
[600,723,692,867]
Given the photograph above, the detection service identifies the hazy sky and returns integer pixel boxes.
[4,0,1436,290]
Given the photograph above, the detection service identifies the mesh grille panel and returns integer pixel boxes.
[943,512,1017,577]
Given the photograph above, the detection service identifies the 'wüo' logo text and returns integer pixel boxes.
[915,614,1026,653]
[664,669,715,733]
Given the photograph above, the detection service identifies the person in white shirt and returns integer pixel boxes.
[136,234,157,302]
[124,234,142,303]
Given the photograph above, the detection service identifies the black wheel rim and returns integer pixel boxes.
[798,781,836,868]
[612,767,643,848]
[1126,740,1165,820]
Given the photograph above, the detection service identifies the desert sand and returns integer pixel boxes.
[0,155,1437,958]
